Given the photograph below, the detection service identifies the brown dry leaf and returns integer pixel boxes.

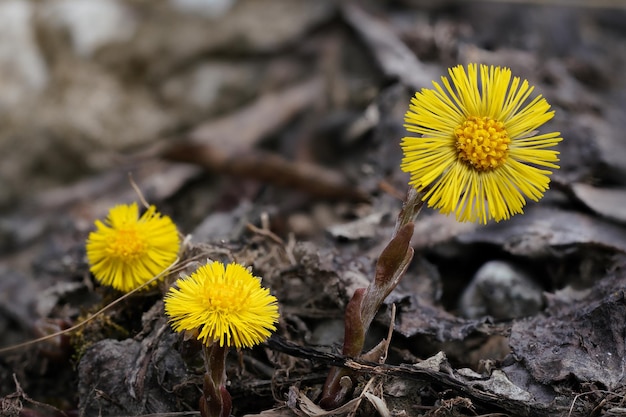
[187,78,323,152]
[457,206,626,256]
[510,270,626,390]
[341,3,437,90]
[570,182,626,224]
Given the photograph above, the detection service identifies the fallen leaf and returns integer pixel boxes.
[510,272,626,390]
[571,183,626,224]
[341,3,437,90]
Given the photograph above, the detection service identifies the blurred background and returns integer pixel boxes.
[1,1,626,415]
[0,0,624,210]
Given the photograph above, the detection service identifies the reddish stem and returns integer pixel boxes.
[199,343,232,417]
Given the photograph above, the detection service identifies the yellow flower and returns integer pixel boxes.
[401,63,562,223]
[86,203,180,292]
[164,261,279,349]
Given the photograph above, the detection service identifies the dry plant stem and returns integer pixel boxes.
[0,257,180,355]
[394,187,425,238]
[164,144,369,202]
[200,343,232,417]
[319,189,425,409]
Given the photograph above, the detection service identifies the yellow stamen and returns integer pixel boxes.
[455,116,510,170]
[86,203,180,292]
[164,262,279,349]
[207,282,241,313]
[108,227,146,260]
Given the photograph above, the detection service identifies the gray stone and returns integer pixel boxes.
[0,0,48,110]
[40,0,137,57]
[459,260,544,320]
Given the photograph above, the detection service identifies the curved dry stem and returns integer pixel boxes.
[0,257,180,355]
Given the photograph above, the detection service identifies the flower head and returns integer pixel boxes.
[86,203,180,292]
[164,261,279,349]
[401,63,562,223]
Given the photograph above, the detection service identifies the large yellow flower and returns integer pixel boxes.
[401,63,562,223]
[164,261,279,349]
[86,203,180,292]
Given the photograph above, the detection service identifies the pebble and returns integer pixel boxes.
[459,260,544,320]
[0,0,48,108]
[40,0,136,57]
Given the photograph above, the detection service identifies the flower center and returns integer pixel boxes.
[455,116,510,170]
[208,282,242,314]
[108,226,147,260]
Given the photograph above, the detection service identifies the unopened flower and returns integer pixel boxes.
[401,63,562,223]
[164,261,279,349]
[86,203,180,292]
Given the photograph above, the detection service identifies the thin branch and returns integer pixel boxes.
[0,257,179,355]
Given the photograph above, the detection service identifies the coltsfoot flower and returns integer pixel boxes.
[401,63,562,223]
[164,261,279,349]
[86,203,180,292]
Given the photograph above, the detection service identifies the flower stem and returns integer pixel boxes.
[394,187,426,237]
[200,343,232,417]
[319,188,425,409]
